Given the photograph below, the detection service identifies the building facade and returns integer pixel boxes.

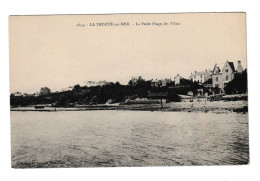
[151,78,172,87]
[161,78,172,87]
[151,79,161,87]
[212,61,243,91]
[84,80,110,87]
[174,74,182,85]
[212,65,224,89]
[12,92,22,97]
[189,70,212,83]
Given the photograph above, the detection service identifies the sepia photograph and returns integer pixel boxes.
[9,13,249,168]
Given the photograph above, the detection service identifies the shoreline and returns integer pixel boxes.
[10,100,248,114]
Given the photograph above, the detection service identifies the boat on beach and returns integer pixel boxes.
[34,105,45,109]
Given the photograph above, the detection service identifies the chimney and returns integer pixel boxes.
[236,60,243,73]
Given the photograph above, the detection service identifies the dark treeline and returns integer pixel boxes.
[224,69,247,94]
[10,78,203,107]
[10,71,247,107]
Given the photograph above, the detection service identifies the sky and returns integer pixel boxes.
[9,13,247,94]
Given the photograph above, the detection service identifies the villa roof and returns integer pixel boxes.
[190,70,212,76]
[227,61,235,72]
[174,74,182,79]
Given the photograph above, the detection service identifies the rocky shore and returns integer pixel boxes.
[10,100,248,113]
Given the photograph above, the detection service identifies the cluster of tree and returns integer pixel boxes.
[10,81,150,107]
[203,78,212,85]
[128,76,151,89]
[178,78,202,94]
[166,90,181,102]
[10,94,53,107]
[224,69,247,94]
[10,76,207,107]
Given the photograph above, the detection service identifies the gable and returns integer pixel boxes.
[224,62,235,72]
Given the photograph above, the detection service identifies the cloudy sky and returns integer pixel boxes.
[9,13,247,93]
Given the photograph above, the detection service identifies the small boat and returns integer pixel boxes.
[34,105,45,109]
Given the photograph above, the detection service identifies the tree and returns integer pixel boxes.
[115,81,121,87]
[180,78,193,86]
[128,76,149,88]
[40,87,51,96]
[179,78,200,94]
[73,84,81,91]
[203,78,212,85]
[224,69,247,94]
[166,90,181,102]
[128,80,133,87]
[135,77,151,89]
[167,81,175,87]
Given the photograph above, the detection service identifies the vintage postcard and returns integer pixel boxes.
[9,13,248,168]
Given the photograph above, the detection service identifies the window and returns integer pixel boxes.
[225,69,228,72]
[226,75,228,81]
[201,75,202,78]
[216,77,218,82]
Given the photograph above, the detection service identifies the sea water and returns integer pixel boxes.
[10,110,249,168]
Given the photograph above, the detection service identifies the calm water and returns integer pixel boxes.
[11,111,249,168]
